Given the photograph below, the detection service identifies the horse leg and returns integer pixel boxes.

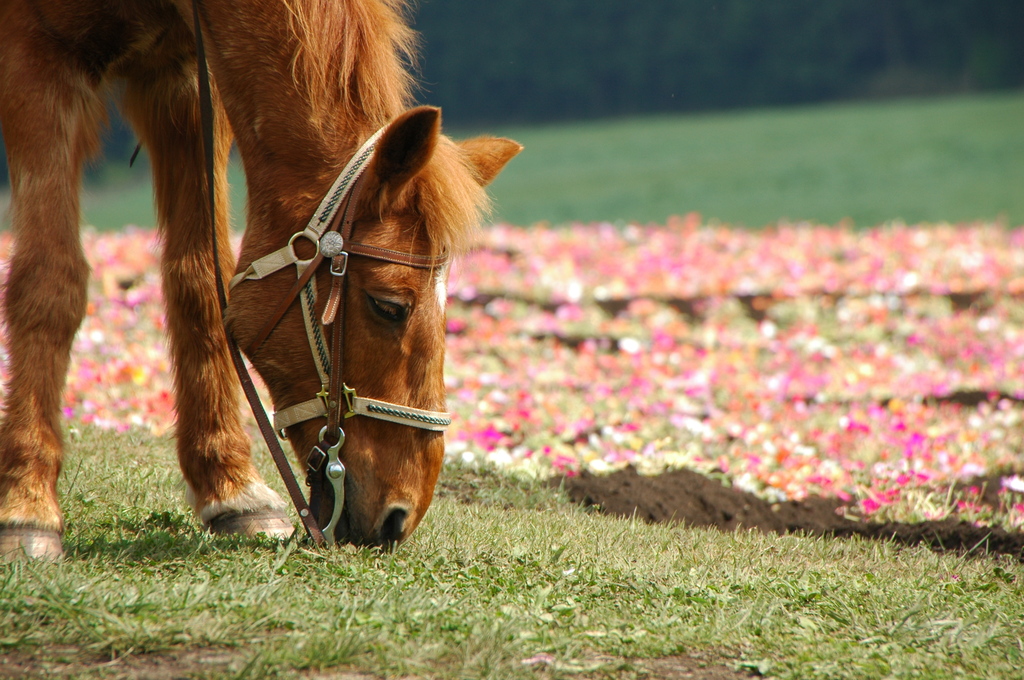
[0,27,102,560]
[120,64,292,539]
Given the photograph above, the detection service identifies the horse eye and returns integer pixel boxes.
[367,294,407,323]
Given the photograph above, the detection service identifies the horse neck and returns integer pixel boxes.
[196,0,413,233]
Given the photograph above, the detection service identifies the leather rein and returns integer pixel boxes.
[192,0,450,546]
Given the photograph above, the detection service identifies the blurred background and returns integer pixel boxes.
[1,0,1022,228]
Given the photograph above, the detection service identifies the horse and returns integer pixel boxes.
[0,0,520,559]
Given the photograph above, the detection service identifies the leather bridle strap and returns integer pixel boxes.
[245,242,326,358]
[345,242,448,268]
[323,172,367,438]
[237,212,445,358]
[192,0,325,545]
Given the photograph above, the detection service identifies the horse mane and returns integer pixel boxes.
[282,0,485,256]
[284,0,416,131]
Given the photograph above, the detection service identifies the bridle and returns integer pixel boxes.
[192,0,450,546]
[229,130,451,545]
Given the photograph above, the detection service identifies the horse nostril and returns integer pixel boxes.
[379,506,408,547]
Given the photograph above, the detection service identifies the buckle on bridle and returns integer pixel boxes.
[306,445,327,472]
[315,384,357,419]
[321,230,348,277]
[316,384,330,410]
[330,252,349,277]
[342,384,358,418]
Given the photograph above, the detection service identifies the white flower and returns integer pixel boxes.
[1002,475,1024,493]
[618,337,642,354]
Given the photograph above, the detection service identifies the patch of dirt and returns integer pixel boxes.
[0,647,749,680]
[0,648,386,680]
[561,467,1024,560]
[0,648,251,679]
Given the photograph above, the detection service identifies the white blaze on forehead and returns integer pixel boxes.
[435,265,449,310]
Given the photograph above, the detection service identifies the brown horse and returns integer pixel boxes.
[0,0,520,558]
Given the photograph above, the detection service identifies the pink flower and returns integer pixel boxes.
[861,497,882,514]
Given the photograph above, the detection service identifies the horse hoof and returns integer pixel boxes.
[0,524,64,561]
[207,508,295,539]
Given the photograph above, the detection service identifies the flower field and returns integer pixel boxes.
[2,217,1024,529]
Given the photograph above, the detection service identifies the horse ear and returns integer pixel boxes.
[459,137,523,186]
[373,106,441,192]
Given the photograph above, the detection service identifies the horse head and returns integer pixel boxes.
[226,107,520,547]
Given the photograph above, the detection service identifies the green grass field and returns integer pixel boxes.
[3,93,1020,231]
[1,427,1022,679]
[481,93,1024,228]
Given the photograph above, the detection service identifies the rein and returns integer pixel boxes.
[192,0,449,546]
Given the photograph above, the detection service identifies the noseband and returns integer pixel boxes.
[228,129,451,544]
[193,0,448,546]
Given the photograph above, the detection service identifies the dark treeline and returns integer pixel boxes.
[2,0,1022,186]
[413,0,1024,126]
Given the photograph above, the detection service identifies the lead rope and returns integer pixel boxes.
[191,0,325,545]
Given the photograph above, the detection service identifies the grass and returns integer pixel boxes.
[480,92,1024,227]
[1,427,1022,679]
[4,93,1020,232]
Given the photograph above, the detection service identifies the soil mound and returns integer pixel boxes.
[561,467,1024,560]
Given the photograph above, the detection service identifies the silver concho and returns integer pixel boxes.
[319,231,345,258]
